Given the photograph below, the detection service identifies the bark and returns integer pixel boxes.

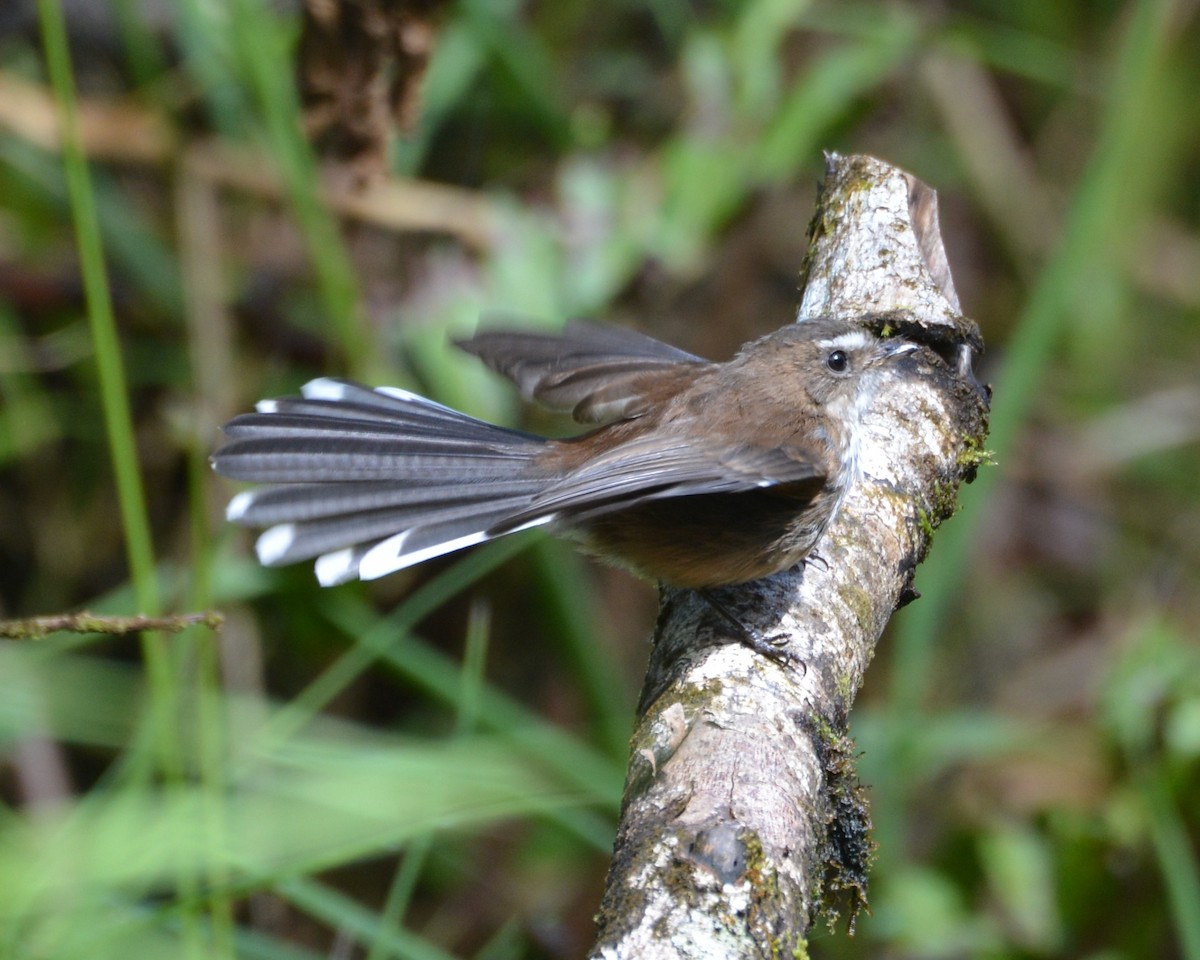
[589,154,990,959]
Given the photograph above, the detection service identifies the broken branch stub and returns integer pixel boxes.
[589,154,990,959]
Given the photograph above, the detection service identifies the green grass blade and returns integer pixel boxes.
[1144,772,1200,960]
[256,536,534,751]
[528,540,634,759]
[366,602,492,960]
[227,0,369,374]
[35,0,159,618]
[278,876,460,960]
[322,595,624,803]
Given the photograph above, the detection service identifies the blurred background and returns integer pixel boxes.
[1,0,1198,957]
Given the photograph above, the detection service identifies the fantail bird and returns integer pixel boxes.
[212,318,918,589]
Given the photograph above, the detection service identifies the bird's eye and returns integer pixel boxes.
[826,350,848,372]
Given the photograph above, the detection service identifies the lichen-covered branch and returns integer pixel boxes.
[589,154,990,959]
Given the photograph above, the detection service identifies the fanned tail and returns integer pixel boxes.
[212,378,553,584]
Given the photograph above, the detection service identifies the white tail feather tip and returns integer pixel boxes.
[359,530,490,581]
[316,548,359,586]
[301,378,349,401]
[226,491,255,521]
[501,514,556,535]
[375,386,460,415]
[256,524,297,565]
[374,385,423,403]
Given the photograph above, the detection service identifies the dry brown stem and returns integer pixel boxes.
[0,70,496,249]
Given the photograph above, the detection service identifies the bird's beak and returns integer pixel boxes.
[879,338,920,361]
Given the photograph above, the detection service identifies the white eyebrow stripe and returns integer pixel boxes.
[816,331,873,351]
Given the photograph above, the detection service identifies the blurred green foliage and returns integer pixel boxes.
[0,0,1198,957]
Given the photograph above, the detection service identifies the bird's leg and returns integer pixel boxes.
[698,588,803,671]
[801,550,829,573]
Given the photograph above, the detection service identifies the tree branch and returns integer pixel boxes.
[589,154,990,959]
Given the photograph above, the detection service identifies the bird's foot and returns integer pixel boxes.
[698,589,804,672]
[801,550,830,573]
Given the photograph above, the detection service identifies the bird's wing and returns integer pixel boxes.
[495,437,825,531]
[456,321,716,424]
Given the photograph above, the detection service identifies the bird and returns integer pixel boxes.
[212,317,917,591]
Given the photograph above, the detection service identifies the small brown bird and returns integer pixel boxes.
[212,318,916,589]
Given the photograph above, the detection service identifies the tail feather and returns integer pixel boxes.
[214,440,538,482]
[223,412,450,442]
[252,399,532,442]
[222,413,534,452]
[228,478,544,526]
[297,377,483,425]
[213,377,554,583]
[309,523,503,589]
[255,497,538,569]
[356,510,556,582]
[311,504,551,587]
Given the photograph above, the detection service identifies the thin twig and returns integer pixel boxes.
[0,610,225,639]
